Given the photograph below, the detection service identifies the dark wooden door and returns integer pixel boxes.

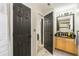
[41,19,43,44]
[44,12,53,54]
[13,3,31,56]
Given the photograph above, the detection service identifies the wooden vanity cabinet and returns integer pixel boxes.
[55,37,66,50]
[65,39,77,54]
[55,37,77,55]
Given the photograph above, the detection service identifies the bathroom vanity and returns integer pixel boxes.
[55,36,77,55]
[55,14,77,55]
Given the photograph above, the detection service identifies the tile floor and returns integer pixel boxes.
[37,40,51,56]
[37,45,52,56]
[53,50,72,56]
[37,46,72,56]
[37,40,73,56]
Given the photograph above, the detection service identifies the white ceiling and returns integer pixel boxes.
[35,3,53,14]
[29,3,77,15]
[34,3,75,8]
[29,3,53,14]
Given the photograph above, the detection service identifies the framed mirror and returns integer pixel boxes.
[56,14,74,32]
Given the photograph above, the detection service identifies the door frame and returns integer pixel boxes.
[41,18,44,44]
[7,3,13,56]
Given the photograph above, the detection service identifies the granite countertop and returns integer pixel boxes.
[55,36,75,39]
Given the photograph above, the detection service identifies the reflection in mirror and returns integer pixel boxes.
[57,14,74,32]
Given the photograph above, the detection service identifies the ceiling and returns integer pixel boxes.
[29,3,77,15]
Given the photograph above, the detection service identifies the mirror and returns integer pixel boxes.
[57,14,74,32]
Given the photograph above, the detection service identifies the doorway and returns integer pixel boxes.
[13,3,31,56]
[44,12,53,54]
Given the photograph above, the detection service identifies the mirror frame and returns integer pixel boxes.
[56,14,75,32]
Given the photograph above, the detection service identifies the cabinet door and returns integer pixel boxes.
[55,37,65,50]
[58,38,63,49]
[61,38,66,50]
[66,39,76,54]
[55,37,59,48]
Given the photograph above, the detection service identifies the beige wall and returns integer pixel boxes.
[0,3,9,56]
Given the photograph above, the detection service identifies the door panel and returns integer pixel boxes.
[44,12,53,54]
[13,3,31,56]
